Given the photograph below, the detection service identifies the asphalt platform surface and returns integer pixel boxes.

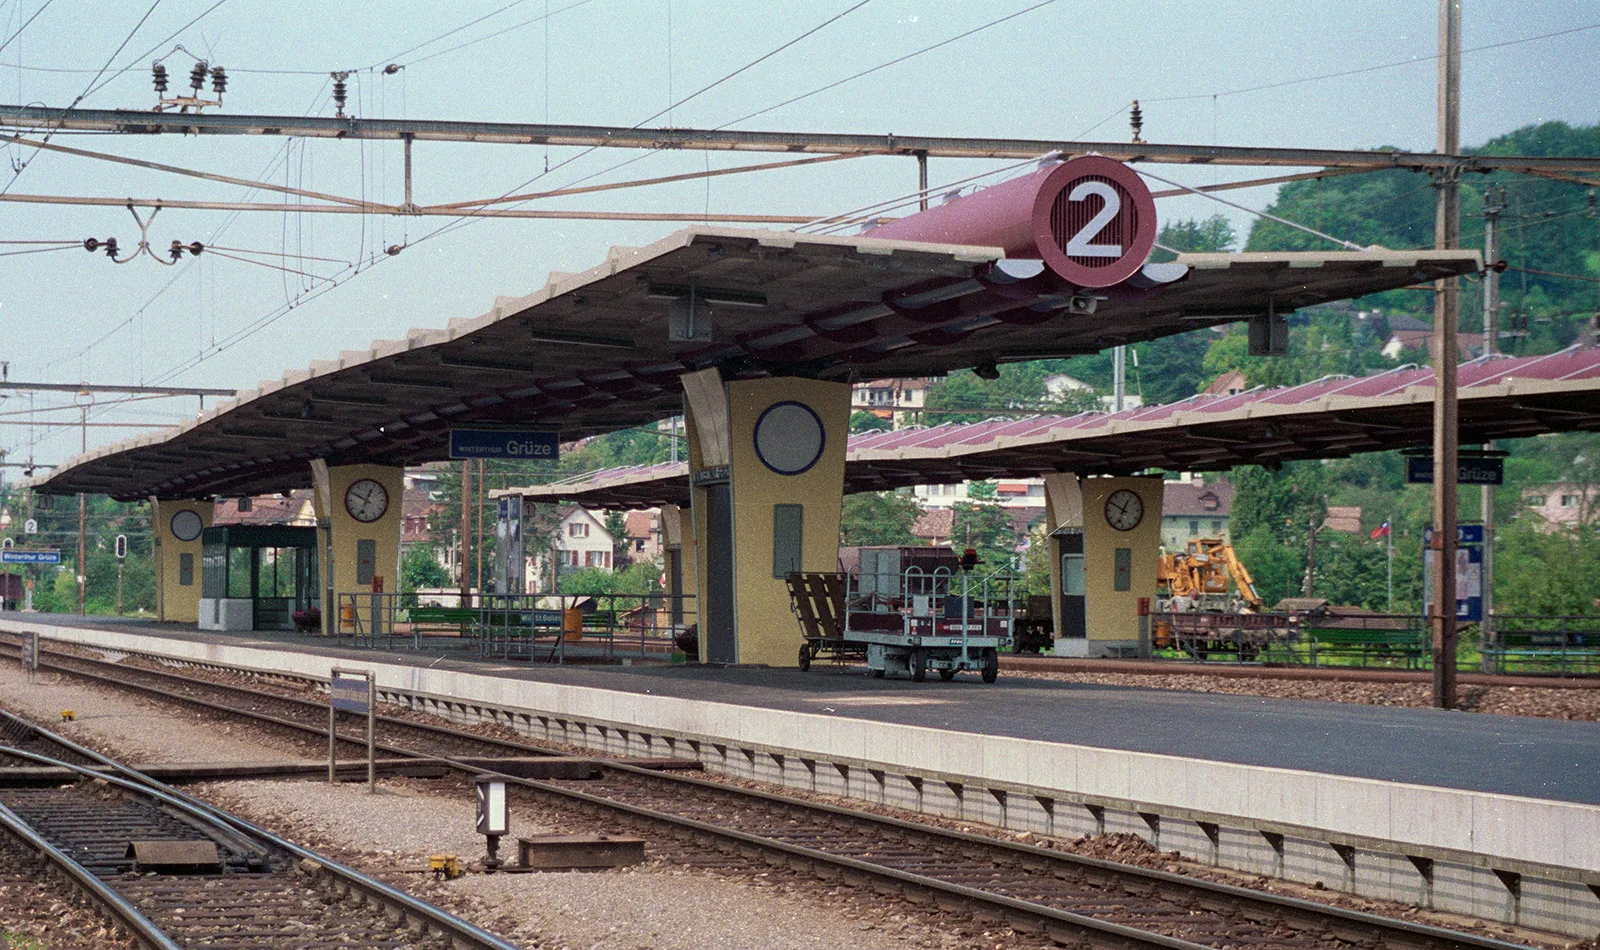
[6,613,1599,807]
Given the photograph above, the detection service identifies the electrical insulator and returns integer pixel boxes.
[152,63,169,94]
[170,239,184,261]
[1130,100,1144,144]
[187,241,204,256]
[189,60,208,92]
[331,72,349,116]
[210,66,227,95]
[383,63,400,75]
[103,237,118,258]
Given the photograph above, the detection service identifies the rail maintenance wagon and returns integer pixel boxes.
[787,550,1017,683]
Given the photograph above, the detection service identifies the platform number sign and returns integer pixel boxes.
[1034,155,1158,289]
[23,518,36,535]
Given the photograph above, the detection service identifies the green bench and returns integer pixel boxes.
[408,606,479,637]
[1304,626,1426,667]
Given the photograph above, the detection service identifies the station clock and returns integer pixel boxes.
[169,509,204,542]
[1103,489,1144,532]
[753,401,826,476]
[344,478,390,523]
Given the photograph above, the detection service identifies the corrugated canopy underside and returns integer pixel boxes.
[505,347,1600,509]
[33,226,1480,500]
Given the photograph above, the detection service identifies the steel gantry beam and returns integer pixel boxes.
[5,104,1600,172]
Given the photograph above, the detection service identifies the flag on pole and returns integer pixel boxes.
[1370,519,1392,540]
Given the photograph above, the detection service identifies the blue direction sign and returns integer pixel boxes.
[1,549,61,565]
[1423,524,1484,623]
[1404,455,1504,485]
[330,674,371,714]
[449,428,559,461]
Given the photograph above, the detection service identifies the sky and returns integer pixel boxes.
[0,0,1597,470]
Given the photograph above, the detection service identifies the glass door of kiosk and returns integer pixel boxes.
[1057,529,1087,640]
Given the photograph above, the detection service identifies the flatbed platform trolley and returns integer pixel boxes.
[786,562,1017,683]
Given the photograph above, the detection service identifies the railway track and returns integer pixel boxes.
[0,712,520,950]
[1,633,1542,950]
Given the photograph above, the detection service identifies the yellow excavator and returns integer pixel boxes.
[1157,538,1263,611]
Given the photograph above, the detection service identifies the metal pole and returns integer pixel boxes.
[1303,508,1317,597]
[460,460,472,606]
[367,677,376,794]
[1480,186,1501,673]
[476,459,485,595]
[916,151,928,212]
[1430,0,1462,710]
[1112,346,1126,412]
[328,693,336,784]
[1386,525,1393,612]
[77,407,86,615]
[403,134,414,210]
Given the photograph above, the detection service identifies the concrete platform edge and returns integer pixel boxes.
[10,619,1600,938]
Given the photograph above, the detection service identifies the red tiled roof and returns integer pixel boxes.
[213,490,314,526]
[912,508,953,540]
[1162,480,1233,517]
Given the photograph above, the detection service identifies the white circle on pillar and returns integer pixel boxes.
[753,401,826,476]
[170,509,203,542]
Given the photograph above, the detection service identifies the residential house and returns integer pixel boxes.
[1160,478,1233,551]
[915,479,1046,509]
[852,377,931,427]
[1203,370,1248,397]
[213,491,316,527]
[623,509,664,564]
[911,508,953,547]
[1043,372,1142,411]
[1522,483,1599,528]
[529,505,616,585]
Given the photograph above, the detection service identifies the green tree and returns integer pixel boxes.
[951,500,1015,573]
[840,491,920,546]
[401,546,451,591]
[1151,214,1237,261]
[849,411,892,433]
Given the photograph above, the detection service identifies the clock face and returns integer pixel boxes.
[753,401,826,476]
[1104,489,1144,531]
[169,509,204,542]
[344,479,390,523]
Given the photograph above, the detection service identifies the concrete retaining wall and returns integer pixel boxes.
[11,619,1599,938]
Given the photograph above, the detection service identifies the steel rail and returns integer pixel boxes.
[5,655,1220,949]
[2,640,572,761]
[0,796,183,950]
[5,104,1600,171]
[0,738,526,950]
[2,636,1538,950]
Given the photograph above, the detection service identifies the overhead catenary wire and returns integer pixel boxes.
[1144,21,1600,104]
[1135,166,1368,251]
[119,5,876,392]
[0,0,53,58]
[0,0,164,197]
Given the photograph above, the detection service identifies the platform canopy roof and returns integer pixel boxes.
[32,226,1479,501]
[503,347,1600,509]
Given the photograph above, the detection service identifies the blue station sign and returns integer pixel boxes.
[1404,454,1504,486]
[330,674,372,714]
[449,428,560,461]
[1,549,61,565]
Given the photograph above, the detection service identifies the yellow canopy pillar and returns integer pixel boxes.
[681,370,849,666]
[151,498,214,623]
[659,503,697,635]
[309,461,405,637]
[1044,474,1163,658]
